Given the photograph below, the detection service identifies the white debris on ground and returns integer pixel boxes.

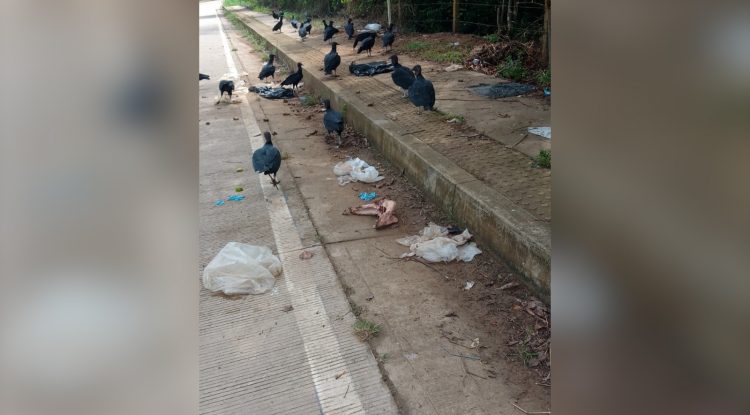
[333,157,384,185]
[528,126,551,139]
[396,222,482,262]
[444,63,463,72]
[202,242,282,295]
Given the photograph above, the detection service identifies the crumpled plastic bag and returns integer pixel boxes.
[250,85,295,99]
[349,61,394,77]
[397,222,481,262]
[333,157,384,185]
[202,242,282,295]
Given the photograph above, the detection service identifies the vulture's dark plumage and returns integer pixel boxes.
[219,80,235,101]
[407,65,435,110]
[357,35,376,56]
[272,10,280,19]
[323,99,344,147]
[272,16,283,32]
[199,73,210,81]
[298,24,309,40]
[382,23,396,51]
[389,55,415,96]
[280,62,304,92]
[353,31,375,49]
[290,15,298,29]
[324,43,341,75]
[323,20,339,42]
[344,19,354,39]
[252,132,282,189]
[258,54,276,81]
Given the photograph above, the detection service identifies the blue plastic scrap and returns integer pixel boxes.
[214,200,226,206]
[227,195,246,201]
[359,192,377,201]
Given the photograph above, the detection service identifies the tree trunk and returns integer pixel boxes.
[541,0,551,66]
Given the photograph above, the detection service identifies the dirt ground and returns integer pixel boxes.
[221,11,550,414]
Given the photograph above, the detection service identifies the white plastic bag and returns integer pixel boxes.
[333,158,384,185]
[397,223,482,262]
[202,242,282,295]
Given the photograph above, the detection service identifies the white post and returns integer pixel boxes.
[387,0,392,26]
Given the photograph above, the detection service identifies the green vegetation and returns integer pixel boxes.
[353,319,381,341]
[225,11,274,61]
[497,56,526,81]
[223,0,271,13]
[516,343,538,367]
[535,69,551,88]
[399,40,471,65]
[534,149,551,169]
[483,33,500,43]
[439,111,465,124]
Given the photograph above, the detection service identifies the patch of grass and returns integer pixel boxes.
[398,39,472,65]
[353,319,381,341]
[535,69,551,88]
[225,10,271,58]
[377,352,390,364]
[404,40,428,51]
[483,33,500,43]
[439,111,465,124]
[350,303,363,317]
[497,56,526,81]
[517,343,538,367]
[299,93,320,106]
[423,50,465,64]
[223,0,271,14]
[534,149,551,168]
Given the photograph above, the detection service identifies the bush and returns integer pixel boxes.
[535,69,551,87]
[535,149,551,168]
[497,57,526,81]
[483,33,500,43]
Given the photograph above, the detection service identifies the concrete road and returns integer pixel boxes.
[198,2,398,414]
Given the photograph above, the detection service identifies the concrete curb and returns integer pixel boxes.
[227,8,550,295]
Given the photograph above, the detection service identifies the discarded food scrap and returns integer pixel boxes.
[344,197,398,229]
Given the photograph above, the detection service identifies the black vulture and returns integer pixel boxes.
[407,65,435,111]
[303,19,313,34]
[280,62,304,93]
[344,18,354,40]
[272,10,280,19]
[272,16,283,32]
[290,15,298,29]
[252,132,282,189]
[298,24,308,41]
[322,99,344,147]
[324,42,341,76]
[199,73,210,81]
[218,80,235,102]
[353,31,375,49]
[389,55,415,96]
[382,23,396,51]
[323,20,339,43]
[258,54,276,82]
[357,35,376,56]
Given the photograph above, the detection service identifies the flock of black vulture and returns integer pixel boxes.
[202,10,438,188]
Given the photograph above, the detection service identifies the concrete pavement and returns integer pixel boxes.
[199,2,398,413]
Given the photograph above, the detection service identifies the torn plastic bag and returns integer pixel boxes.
[250,85,295,99]
[349,61,394,77]
[202,242,282,295]
[333,157,384,185]
[397,222,482,262]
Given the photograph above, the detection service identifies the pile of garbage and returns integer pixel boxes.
[397,222,482,263]
[333,157,384,185]
[468,82,535,98]
[466,40,536,75]
[250,85,295,99]
[349,61,394,77]
[202,242,281,295]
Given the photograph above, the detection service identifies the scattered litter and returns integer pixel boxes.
[334,371,346,379]
[397,222,482,262]
[446,225,464,235]
[299,250,314,260]
[364,23,381,31]
[469,82,535,99]
[333,157,384,185]
[344,198,398,229]
[233,116,240,120]
[349,61,394,77]
[403,352,418,361]
[236,167,244,172]
[227,194,245,201]
[214,200,225,206]
[366,294,374,301]
[446,118,462,123]
[543,87,551,97]
[444,63,463,72]
[445,311,458,317]
[282,305,294,312]
[249,85,295,99]
[235,186,244,192]
[527,126,551,140]
[464,281,475,290]
[470,337,480,348]
[359,192,377,201]
[500,281,519,290]
[202,242,282,295]
[205,121,211,125]
[306,129,318,137]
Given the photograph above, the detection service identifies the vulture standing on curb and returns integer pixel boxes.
[298,23,309,40]
[258,54,276,82]
[280,62,304,93]
[272,16,283,32]
[252,132,282,189]
[389,55,415,96]
[218,80,234,103]
[323,99,344,147]
[304,19,313,34]
[382,23,396,51]
[323,20,339,43]
[324,42,341,76]
[344,18,354,39]
[290,15,299,29]
[353,31,375,49]
[407,65,435,111]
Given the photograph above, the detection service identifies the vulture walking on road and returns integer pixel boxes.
[324,42,341,76]
[323,20,339,43]
[258,54,276,82]
[272,16,283,32]
[382,23,396,51]
[304,19,313,34]
[323,99,345,147]
[389,55,415,96]
[280,62,304,93]
[252,132,282,189]
[272,10,281,19]
[407,65,435,111]
[218,80,234,102]
[357,34,376,56]
[344,18,354,39]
